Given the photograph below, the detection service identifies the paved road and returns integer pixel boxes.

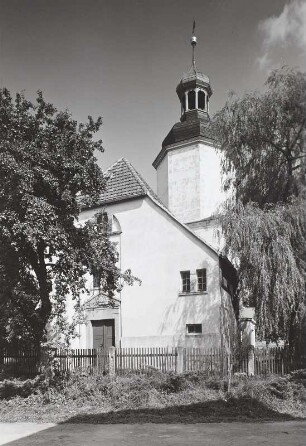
[0,423,56,445]
[0,421,305,446]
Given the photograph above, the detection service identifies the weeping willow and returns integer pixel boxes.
[221,197,305,344]
[211,67,306,348]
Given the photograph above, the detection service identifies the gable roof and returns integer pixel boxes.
[83,157,218,256]
[98,158,162,205]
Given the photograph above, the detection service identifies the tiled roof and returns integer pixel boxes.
[98,158,160,205]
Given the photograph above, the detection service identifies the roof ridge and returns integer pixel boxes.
[121,159,148,195]
[146,193,218,256]
[104,157,125,176]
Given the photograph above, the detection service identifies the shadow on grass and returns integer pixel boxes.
[61,397,298,424]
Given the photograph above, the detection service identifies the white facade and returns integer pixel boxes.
[73,192,236,351]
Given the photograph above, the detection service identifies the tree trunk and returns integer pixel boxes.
[29,244,52,345]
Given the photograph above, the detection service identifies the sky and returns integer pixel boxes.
[0,0,305,189]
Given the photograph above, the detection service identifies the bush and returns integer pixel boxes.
[1,368,306,421]
[0,377,39,399]
[160,373,188,393]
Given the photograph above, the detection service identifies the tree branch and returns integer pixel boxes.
[289,120,306,152]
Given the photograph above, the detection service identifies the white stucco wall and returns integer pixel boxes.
[77,196,224,349]
[199,145,225,218]
[156,140,226,224]
[156,156,169,207]
[187,218,225,252]
[167,143,201,222]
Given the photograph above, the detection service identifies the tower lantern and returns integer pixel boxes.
[176,27,212,122]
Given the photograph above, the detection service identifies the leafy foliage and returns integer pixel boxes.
[221,198,305,342]
[0,89,137,347]
[210,67,306,346]
[212,67,305,205]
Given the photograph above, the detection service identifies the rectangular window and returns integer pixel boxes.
[186,324,202,334]
[197,269,207,292]
[180,271,190,293]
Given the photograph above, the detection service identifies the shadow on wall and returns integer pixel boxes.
[159,265,222,347]
[159,297,220,346]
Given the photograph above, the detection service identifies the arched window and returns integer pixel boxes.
[198,90,205,110]
[188,90,196,110]
[95,211,110,233]
[112,215,122,234]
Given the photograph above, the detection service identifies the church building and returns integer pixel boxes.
[73,31,238,354]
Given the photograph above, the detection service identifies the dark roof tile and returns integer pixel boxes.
[98,158,160,205]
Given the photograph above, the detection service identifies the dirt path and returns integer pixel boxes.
[0,421,305,446]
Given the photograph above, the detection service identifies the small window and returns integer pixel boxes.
[188,90,196,110]
[197,269,207,292]
[181,271,190,293]
[198,90,205,110]
[186,324,202,334]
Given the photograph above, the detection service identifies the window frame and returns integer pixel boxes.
[198,90,205,110]
[196,268,207,292]
[180,270,191,293]
[187,90,196,110]
[186,324,202,335]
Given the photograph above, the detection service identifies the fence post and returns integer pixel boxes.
[108,347,116,377]
[247,347,255,376]
[240,307,256,376]
[176,347,185,374]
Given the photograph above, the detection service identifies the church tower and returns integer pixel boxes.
[153,28,225,246]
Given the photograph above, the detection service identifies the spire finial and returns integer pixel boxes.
[190,19,197,70]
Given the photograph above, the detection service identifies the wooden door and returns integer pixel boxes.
[92,319,115,353]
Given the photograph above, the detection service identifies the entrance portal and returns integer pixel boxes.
[92,319,115,353]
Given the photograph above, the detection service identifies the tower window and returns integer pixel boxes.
[197,269,207,292]
[198,90,205,110]
[188,90,196,110]
[181,271,190,293]
[182,95,186,112]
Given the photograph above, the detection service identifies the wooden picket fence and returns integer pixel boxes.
[0,348,108,377]
[115,347,177,374]
[233,346,306,376]
[254,346,304,376]
[51,348,109,374]
[0,346,304,378]
[185,347,225,374]
[0,348,40,377]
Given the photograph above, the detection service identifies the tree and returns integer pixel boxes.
[210,67,306,348]
[0,89,136,347]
